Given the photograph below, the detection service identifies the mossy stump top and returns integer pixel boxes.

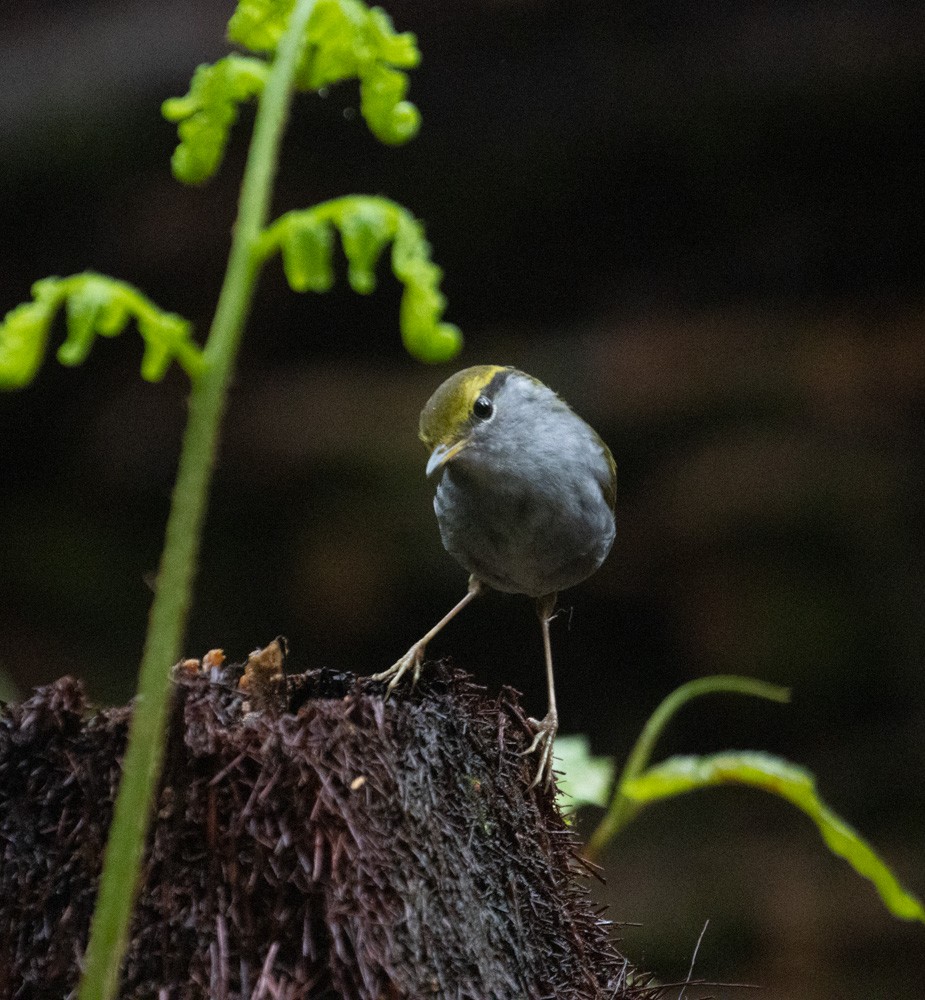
[0,646,657,999]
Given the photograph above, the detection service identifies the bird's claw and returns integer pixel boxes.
[520,711,558,791]
[370,643,426,697]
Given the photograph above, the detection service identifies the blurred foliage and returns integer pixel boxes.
[164,0,421,184]
[162,55,269,184]
[0,273,202,388]
[554,733,614,810]
[625,750,924,923]
[257,196,460,361]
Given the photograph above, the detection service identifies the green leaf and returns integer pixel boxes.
[229,0,421,146]
[392,214,461,363]
[136,312,199,382]
[585,675,791,862]
[311,1,420,145]
[60,277,110,365]
[0,274,203,388]
[0,292,59,389]
[281,215,335,292]
[366,7,419,68]
[554,734,615,810]
[168,2,421,183]
[162,55,269,184]
[624,751,925,924]
[359,63,419,145]
[95,294,132,337]
[339,200,393,293]
[257,196,462,363]
[227,0,291,52]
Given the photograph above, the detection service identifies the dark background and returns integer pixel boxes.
[2,1,924,995]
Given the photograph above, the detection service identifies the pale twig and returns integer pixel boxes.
[678,918,709,1000]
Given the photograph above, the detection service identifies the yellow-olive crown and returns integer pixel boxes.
[418,365,509,449]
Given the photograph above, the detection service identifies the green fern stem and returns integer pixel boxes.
[77,2,319,997]
[584,675,790,862]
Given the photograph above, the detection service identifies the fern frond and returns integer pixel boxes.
[257,196,461,362]
[0,274,203,388]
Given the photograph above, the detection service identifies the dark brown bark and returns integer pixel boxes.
[0,643,658,1000]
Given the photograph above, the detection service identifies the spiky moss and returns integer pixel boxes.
[0,659,661,999]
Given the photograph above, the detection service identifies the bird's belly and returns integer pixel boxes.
[434,472,614,598]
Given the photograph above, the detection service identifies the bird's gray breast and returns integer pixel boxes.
[432,396,614,597]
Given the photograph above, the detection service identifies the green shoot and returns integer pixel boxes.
[164,0,422,185]
[577,675,925,926]
[0,273,203,388]
[624,751,925,924]
[585,675,790,856]
[0,0,460,995]
[76,5,327,994]
[231,0,421,145]
[257,196,461,361]
[162,56,269,184]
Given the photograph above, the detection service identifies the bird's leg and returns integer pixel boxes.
[371,576,483,696]
[522,592,559,790]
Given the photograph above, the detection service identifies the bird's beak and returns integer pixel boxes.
[426,438,469,477]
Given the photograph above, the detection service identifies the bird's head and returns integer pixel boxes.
[419,365,617,511]
[418,364,511,477]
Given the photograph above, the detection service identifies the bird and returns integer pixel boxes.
[372,365,616,788]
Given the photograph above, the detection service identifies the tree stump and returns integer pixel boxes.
[0,643,659,999]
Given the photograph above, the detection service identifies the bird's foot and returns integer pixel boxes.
[521,710,559,791]
[370,642,426,697]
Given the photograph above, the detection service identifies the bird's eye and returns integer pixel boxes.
[472,395,494,420]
